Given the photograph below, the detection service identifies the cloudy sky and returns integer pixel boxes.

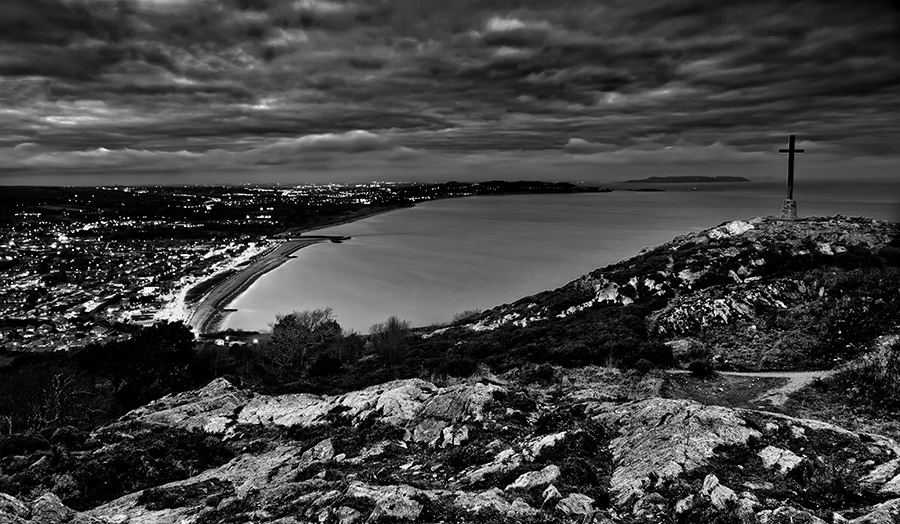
[1,0,899,185]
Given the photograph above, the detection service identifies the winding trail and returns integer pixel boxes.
[666,369,838,406]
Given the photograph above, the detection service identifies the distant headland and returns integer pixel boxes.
[623,176,750,183]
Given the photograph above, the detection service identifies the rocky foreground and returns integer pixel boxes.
[4,367,900,524]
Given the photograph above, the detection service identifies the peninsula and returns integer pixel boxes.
[623,176,750,183]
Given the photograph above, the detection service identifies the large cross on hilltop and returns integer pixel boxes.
[779,134,804,220]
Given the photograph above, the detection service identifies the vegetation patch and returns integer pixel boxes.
[137,478,234,510]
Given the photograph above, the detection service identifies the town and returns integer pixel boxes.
[0,181,600,351]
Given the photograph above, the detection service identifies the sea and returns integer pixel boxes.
[223,180,900,333]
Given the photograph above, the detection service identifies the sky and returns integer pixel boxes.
[0,0,899,186]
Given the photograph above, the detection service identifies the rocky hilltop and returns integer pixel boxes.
[2,215,900,523]
[4,368,900,523]
[456,216,899,370]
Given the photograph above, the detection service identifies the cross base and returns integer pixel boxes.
[780,199,797,220]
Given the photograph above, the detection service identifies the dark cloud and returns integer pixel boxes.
[0,0,898,179]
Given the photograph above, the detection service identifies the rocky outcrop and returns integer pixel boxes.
[6,366,900,524]
[452,216,899,369]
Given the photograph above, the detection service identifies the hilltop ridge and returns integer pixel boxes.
[448,215,899,371]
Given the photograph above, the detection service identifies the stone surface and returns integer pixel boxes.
[557,493,595,517]
[758,506,827,524]
[462,448,523,484]
[116,377,253,433]
[452,489,537,517]
[850,498,900,524]
[31,493,74,524]
[525,431,567,459]
[346,482,433,522]
[700,474,737,510]
[597,398,760,505]
[541,484,562,508]
[758,445,804,474]
[0,494,29,520]
[505,465,561,491]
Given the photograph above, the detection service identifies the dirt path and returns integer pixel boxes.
[666,369,837,406]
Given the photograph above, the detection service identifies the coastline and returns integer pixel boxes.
[186,239,325,334]
[186,204,409,335]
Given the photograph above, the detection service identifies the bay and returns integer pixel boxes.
[223,181,899,333]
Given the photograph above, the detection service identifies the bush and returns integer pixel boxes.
[368,316,411,364]
[830,340,900,410]
[688,359,716,378]
[633,358,654,375]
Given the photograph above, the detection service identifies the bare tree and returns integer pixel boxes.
[265,308,342,374]
[369,316,411,363]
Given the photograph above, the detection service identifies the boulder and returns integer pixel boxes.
[556,493,594,517]
[758,446,804,474]
[525,431,567,460]
[505,465,561,491]
[542,485,562,508]
[700,474,737,510]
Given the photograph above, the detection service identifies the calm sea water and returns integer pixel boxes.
[223,181,899,333]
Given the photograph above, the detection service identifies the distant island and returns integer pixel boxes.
[623,176,750,183]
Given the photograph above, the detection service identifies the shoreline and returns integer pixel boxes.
[187,205,409,335]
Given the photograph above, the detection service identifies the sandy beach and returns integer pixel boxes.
[186,239,324,334]
[185,205,406,334]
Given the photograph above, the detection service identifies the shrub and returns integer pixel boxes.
[368,316,411,364]
[830,340,900,410]
[688,359,716,378]
[633,358,654,375]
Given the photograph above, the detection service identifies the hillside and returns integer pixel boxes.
[2,215,900,524]
[444,216,900,371]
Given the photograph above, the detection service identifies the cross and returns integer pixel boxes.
[779,134,804,200]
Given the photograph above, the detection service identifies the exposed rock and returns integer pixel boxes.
[238,393,329,427]
[541,485,562,507]
[116,377,252,433]
[556,493,595,517]
[505,465,560,491]
[758,445,804,474]
[0,494,29,520]
[345,482,438,522]
[452,489,537,517]
[419,382,504,423]
[758,506,827,524]
[301,438,334,463]
[632,492,667,519]
[462,448,523,484]
[410,418,448,446]
[666,338,710,364]
[850,498,900,524]
[453,488,509,514]
[597,398,760,505]
[525,431,567,460]
[333,506,363,524]
[674,495,695,515]
[30,493,74,524]
[700,474,737,510]
[441,425,469,447]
